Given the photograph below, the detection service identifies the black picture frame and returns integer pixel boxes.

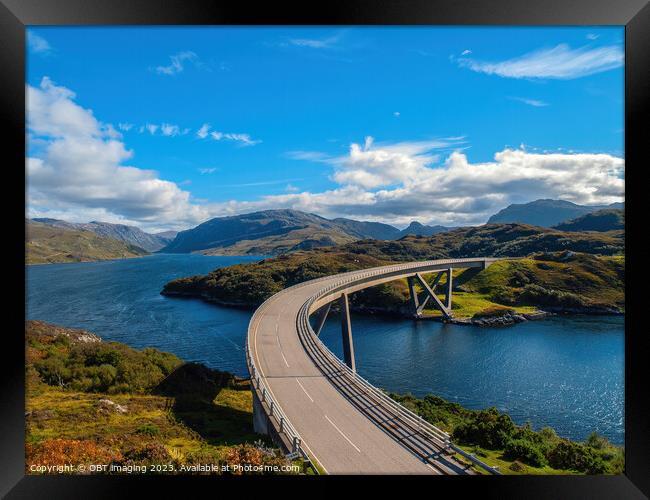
[2,0,648,497]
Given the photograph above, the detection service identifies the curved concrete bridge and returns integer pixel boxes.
[246,258,502,474]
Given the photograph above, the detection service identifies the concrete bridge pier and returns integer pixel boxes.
[339,292,356,372]
[408,270,453,320]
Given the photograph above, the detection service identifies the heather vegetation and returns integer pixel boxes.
[26,321,300,475]
[390,393,624,475]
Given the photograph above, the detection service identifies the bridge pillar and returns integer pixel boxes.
[252,390,269,436]
[407,276,420,317]
[314,302,332,336]
[339,292,356,372]
[445,268,453,310]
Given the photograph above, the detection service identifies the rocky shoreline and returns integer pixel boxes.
[162,289,623,328]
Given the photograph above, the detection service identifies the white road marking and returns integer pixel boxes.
[276,336,290,367]
[296,378,314,402]
[324,415,361,453]
[252,288,332,474]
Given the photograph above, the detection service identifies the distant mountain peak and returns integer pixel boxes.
[487,199,624,228]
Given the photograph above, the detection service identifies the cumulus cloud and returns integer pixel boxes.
[457,43,623,79]
[154,51,199,75]
[269,138,624,226]
[26,77,212,231]
[26,78,624,230]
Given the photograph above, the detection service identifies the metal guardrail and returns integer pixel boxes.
[246,258,503,475]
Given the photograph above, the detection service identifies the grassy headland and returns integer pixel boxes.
[162,223,624,322]
[25,321,299,475]
[27,220,149,265]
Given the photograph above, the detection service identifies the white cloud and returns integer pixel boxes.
[457,43,623,79]
[145,123,159,135]
[118,122,134,131]
[461,49,472,56]
[393,111,401,117]
[27,77,213,231]
[155,51,199,75]
[161,123,181,137]
[586,34,600,40]
[26,78,625,230]
[197,123,210,139]
[208,130,260,146]
[198,167,217,174]
[28,32,52,55]
[510,96,549,107]
[285,184,299,193]
[284,150,332,162]
[288,33,342,49]
[271,138,624,225]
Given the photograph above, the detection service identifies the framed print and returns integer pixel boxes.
[2,0,648,497]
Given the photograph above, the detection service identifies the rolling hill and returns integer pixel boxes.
[26,220,150,264]
[553,209,624,232]
[32,219,173,252]
[162,222,624,314]
[487,199,624,228]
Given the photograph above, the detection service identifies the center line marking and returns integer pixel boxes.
[277,336,290,367]
[296,379,314,402]
[324,415,361,453]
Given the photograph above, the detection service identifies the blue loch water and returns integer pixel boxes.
[26,254,624,444]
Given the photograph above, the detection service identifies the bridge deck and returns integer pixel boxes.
[249,258,497,474]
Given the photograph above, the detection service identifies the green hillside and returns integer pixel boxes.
[162,223,624,318]
[25,321,300,475]
[27,221,149,264]
[553,209,625,232]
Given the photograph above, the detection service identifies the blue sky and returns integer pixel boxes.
[26,27,624,231]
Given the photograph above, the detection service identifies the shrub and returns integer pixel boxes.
[135,423,160,437]
[547,440,609,474]
[452,407,516,449]
[504,439,547,467]
[517,284,587,308]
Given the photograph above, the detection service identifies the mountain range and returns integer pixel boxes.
[29,198,624,263]
[32,219,177,252]
[487,199,624,228]
[160,209,454,255]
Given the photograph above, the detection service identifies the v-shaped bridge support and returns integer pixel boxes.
[407,269,453,320]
